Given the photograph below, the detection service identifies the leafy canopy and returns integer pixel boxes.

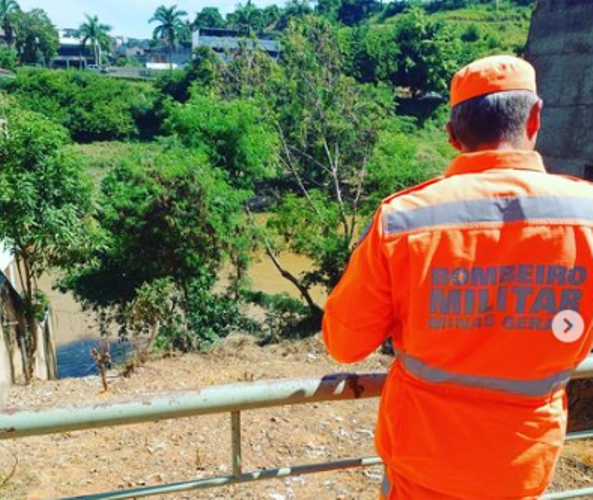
[164,93,279,190]
[150,5,188,49]
[14,8,59,65]
[3,70,158,142]
[63,147,257,348]
[0,105,94,280]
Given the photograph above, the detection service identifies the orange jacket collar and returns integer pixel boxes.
[445,150,546,177]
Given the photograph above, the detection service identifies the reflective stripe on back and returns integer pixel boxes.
[398,351,572,397]
[383,196,593,235]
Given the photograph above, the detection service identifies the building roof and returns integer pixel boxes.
[193,30,279,56]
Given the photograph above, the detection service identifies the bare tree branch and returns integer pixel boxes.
[322,136,349,236]
[246,207,321,316]
[350,157,369,243]
[276,123,322,218]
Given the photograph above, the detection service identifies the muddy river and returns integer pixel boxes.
[41,251,325,347]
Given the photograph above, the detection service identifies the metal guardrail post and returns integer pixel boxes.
[231,411,242,478]
[564,430,593,441]
[543,487,593,499]
[570,355,593,380]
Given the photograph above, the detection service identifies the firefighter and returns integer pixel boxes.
[322,55,593,499]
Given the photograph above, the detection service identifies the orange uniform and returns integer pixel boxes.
[323,150,593,499]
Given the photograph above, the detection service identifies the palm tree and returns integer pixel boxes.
[0,0,20,48]
[79,14,112,67]
[229,1,264,35]
[262,5,281,30]
[149,5,188,72]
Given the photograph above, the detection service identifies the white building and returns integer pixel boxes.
[192,28,280,62]
[0,240,16,287]
[51,29,94,69]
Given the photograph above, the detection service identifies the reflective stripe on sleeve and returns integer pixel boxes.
[383,196,593,234]
[398,351,572,397]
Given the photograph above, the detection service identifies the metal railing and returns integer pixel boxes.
[1,356,593,500]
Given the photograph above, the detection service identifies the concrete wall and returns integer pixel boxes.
[0,272,57,390]
[525,0,593,177]
[0,323,13,407]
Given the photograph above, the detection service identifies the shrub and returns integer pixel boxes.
[3,69,158,142]
[63,146,258,350]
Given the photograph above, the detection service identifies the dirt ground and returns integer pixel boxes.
[1,335,592,500]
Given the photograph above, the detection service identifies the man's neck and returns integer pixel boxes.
[462,141,527,153]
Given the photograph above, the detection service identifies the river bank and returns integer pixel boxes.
[1,336,592,499]
[41,249,324,348]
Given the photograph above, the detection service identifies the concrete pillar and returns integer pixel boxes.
[525,0,593,177]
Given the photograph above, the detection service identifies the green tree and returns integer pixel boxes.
[262,5,281,29]
[363,120,440,210]
[346,25,400,84]
[155,45,220,102]
[63,148,256,349]
[0,45,17,70]
[316,0,382,25]
[389,8,463,95]
[0,104,94,381]
[149,4,188,71]
[276,0,313,30]
[227,1,265,34]
[217,40,284,100]
[258,17,391,319]
[165,93,279,190]
[3,69,157,142]
[14,8,58,65]
[79,14,112,66]
[316,0,341,20]
[193,7,225,30]
[0,0,19,47]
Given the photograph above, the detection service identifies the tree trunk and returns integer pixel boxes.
[146,320,160,354]
[16,250,43,384]
[263,243,322,319]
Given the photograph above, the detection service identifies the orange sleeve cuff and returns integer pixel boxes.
[322,308,383,364]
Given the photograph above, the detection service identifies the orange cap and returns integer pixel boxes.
[450,55,537,107]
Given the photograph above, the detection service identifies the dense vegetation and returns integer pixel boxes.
[0,0,535,360]
[1,71,158,142]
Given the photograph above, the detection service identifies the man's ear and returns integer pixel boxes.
[526,98,543,141]
[446,122,463,152]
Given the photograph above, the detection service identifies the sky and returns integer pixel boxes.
[17,0,283,39]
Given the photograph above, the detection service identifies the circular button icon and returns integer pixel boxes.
[552,310,584,343]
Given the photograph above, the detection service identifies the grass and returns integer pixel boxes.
[377,3,532,55]
[71,142,160,185]
[435,6,532,53]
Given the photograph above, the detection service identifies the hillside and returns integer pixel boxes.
[377,4,532,54]
[433,6,532,53]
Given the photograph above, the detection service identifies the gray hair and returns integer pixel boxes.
[449,90,540,150]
